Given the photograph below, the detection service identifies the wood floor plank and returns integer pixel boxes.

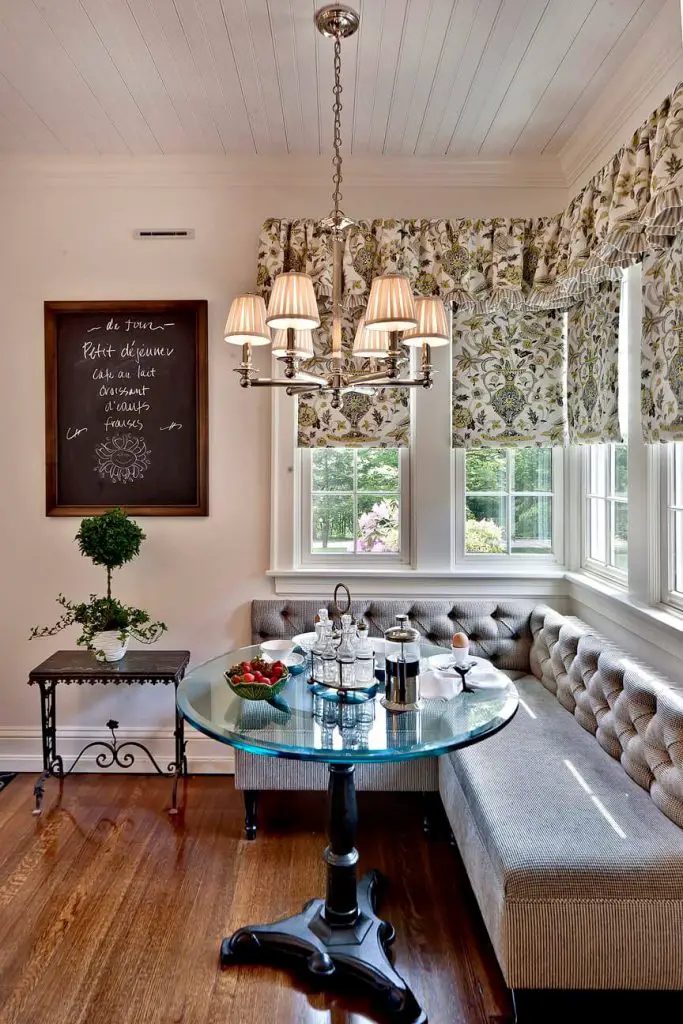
[0,776,513,1024]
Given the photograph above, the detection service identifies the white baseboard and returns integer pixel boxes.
[0,726,234,775]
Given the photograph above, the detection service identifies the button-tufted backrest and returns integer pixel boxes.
[531,604,683,829]
[252,599,536,672]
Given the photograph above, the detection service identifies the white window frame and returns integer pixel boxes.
[299,447,411,567]
[581,443,628,586]
[662,443,683,613]
[455,447,564,566]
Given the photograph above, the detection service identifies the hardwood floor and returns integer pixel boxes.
[0,774,511,1024]
[1,777,680,1024]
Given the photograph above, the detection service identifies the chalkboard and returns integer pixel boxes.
[45,300,208,516]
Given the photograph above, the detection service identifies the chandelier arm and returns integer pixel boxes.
[368,379,434,389]
[240,378,324,391]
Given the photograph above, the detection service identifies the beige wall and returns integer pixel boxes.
[0,157,565,752]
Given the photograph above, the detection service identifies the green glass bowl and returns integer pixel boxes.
[225,669,289,701]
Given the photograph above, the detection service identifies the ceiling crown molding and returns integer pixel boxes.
[560,1,683,195]
[0,154,567,191]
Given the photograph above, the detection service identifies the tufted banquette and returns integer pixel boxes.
[242,599,683,993]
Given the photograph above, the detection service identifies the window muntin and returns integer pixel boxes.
[584,443,628,578]
[308,448,402,556]
[464,448,553,555]
[664,443,683,603]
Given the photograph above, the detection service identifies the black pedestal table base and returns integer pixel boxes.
[220,762,426,1023]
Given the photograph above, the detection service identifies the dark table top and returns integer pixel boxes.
[28,650,191,684]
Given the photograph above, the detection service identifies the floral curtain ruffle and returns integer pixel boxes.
[452,308,566,448]
[642,233,683,443]
[567,281,622,444]
[297,305,410,448]
[527,81,683,307]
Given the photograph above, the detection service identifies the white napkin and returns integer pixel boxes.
[420,668,463,699]
[421,656,509,699]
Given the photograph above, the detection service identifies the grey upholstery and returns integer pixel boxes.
[441,609,683,990]
[235,757,438,792]
[531,605,683,828]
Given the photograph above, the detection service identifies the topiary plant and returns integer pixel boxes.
[76,507,145,598]
[30,508,166,659]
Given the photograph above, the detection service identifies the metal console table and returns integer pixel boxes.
[29,649,191,815]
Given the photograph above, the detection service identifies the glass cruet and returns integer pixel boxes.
[321,614,338,686]
[354,620,375,686]
[336,613,357,689]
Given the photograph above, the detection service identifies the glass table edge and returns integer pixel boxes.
[176,685,519,764]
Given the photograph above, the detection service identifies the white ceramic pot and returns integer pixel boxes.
[92,630,129,662]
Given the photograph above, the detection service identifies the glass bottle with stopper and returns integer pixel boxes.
[310,609,329,684]
[321,612,339,686]
[382,614,422,712]
[354,620,375,687]
[335,613,357,690]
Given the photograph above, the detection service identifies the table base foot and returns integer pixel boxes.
[220,870,426,1023]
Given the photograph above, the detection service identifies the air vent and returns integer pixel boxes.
[133,229,195,239]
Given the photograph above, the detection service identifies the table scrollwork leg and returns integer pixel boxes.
[34,680,61,815]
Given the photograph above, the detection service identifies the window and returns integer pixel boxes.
[302,448,406,559]
[464,448,554,555]
[664,443,683,605]
[584,443,628,579]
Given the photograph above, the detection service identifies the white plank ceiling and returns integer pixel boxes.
[0,0,673,157]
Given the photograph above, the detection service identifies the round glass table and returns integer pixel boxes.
[177,643,518,1024]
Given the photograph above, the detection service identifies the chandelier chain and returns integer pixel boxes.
[332,34,343,221]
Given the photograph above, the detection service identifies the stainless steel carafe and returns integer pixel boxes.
[381,614,422,712]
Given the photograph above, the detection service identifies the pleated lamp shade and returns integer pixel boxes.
[364,273,417,331]
[266,272,321,329]
[224,294,272,346]
[271,328,315,359]
[402,296,450,347]
[352,314,390,358]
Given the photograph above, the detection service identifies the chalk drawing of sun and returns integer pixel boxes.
[95,435,151,484]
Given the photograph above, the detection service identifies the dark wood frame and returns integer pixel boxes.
[44,299,208,517]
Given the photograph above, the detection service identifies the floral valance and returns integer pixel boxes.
[258,217,541,313]
[567,281,622,445]
[642,233,683,443]
[452,308,566,448]
[298,305,409,449]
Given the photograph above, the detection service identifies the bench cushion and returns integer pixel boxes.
[440,673,683,988]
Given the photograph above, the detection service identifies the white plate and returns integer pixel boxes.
[292,632,317,650]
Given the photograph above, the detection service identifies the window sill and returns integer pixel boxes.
[268,566,567,598]
[565,571,683,660]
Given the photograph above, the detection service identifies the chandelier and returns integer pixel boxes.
[224,4,450,408]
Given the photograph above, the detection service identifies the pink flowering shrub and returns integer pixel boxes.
[357,500,399,553]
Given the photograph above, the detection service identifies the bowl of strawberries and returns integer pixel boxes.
[225,656,290,701]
